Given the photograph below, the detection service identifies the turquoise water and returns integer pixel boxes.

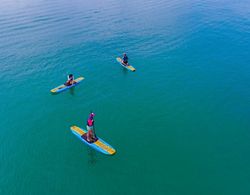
[1,0,250,194]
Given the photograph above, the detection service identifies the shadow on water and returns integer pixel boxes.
[122,68,128,75]
[88,149,97,165]
[69,87,75,96]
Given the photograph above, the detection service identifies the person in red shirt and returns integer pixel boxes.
[86,112,96,142]
[65,74,76,86]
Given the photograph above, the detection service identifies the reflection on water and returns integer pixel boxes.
[122,67,128,75]
[88,149,97,165]
[69,87,75,96]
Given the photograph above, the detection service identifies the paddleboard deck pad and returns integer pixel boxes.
[50,77,84,94]
[116,57,136,72]
[70,125,116,155]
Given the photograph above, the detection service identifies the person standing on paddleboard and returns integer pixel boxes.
[122,53,128,65]
[86,112,96,142]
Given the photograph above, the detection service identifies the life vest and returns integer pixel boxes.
[87,118,94,126]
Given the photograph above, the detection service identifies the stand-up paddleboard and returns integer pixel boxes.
[50,77,84,94]
[116,57,136,72]
[70,125,116,155]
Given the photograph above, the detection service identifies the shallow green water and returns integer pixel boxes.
[1,0,250,194]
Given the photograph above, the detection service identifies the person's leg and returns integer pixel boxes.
[86,126,91,142]
[87,131,90,142]
[92,127,96,139]
[88,130,93,142]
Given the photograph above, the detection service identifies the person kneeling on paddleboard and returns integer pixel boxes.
[86,112,96,142]
[122,53,128,66]
[65,74,75,86]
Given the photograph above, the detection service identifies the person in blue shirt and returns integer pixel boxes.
[122,53,128,66]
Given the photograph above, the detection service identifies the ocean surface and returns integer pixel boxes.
[1,0,250,194]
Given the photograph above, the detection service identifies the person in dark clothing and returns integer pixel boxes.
[122,53,129,65]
